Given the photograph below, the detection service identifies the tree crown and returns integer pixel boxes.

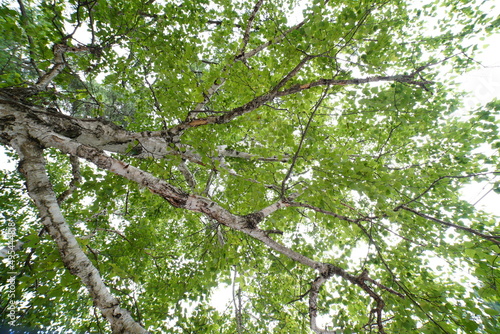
[0,0,499,333]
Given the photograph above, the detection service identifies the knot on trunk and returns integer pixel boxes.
[243,212,264,229]
[320,263,345,279]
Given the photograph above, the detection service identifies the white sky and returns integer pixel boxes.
[457,33,500,215]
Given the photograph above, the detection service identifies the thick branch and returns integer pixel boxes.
[0,98,174,158]
[11,136,147,334]
[167,72,432,139]
[276,74,433,98]
[57,154,82,204]
[3,102,404,333]
[0,98,288,193]
[238,0,264,55]
[25,120,395,332]
[35,44,93,91]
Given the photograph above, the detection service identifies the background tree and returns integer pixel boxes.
[1,0,499,333]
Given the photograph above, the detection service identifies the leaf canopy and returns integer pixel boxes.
[0,0,499,333]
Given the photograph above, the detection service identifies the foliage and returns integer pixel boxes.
[0,0,499,333]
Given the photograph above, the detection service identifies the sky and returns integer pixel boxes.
[457,33,500,216]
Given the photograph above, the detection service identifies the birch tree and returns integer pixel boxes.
[1,0,499,333]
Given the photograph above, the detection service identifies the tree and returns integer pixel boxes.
[0,0,499,333]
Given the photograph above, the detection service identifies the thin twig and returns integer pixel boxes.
[401,206,500,245]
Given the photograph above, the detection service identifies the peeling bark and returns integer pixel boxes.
[8,135,148,334]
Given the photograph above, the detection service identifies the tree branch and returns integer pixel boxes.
[165,71,433,140]
[309,275,340,334]
[281,86,329,195]
[217,148,290,162]
[238,0,264,56]
[178,159,197,190]
[35,44,94,91]
[286,201,361,224]
[10,136,148,334]
[400,206,500,245]
[396,172,498,209]
[191,17,307,116]
[276,74,433,98]
[19,110,399,333]
[57,155,82,204]
[238,20,306,61]
[16,0,42,78]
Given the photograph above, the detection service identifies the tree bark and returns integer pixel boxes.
[7,133,147,334]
